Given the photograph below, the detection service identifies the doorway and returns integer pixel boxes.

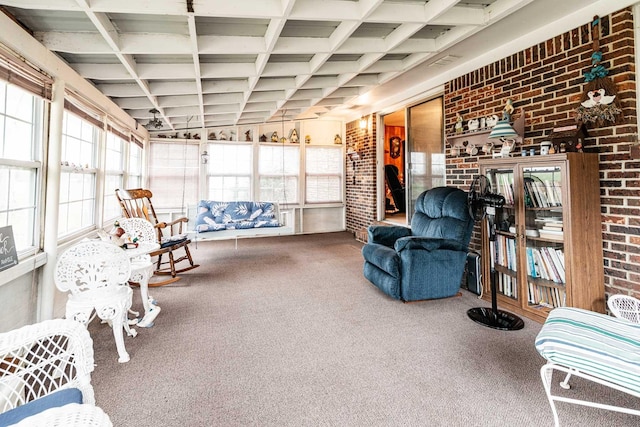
[380,96,445,225]
[381,110,407,225]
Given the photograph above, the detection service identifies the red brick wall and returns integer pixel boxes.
[345,114,377,238]
[444,9,639,299]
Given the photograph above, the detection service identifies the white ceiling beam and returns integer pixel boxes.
[204,104,242,115]
[70,63,130,79]
[74,0,171,128]
[197,36,266,55]
[95,83,145,97]
[384,23,426,51]
[272,38,331,54]
[150,81,198,96]
[289,0,360,20]
[188,13,205,126]
[112,97,154,109]
[203,93,245,105]
[35,32,112,54]
[120,33,192,55]
[158,95,201,108]
[200,63,258,79]
[137,64,196,80]
[202,80,250,93]
[254,77,296,91]
[262,62,310,77]
[422,0,460,22]
[247,91,285,103]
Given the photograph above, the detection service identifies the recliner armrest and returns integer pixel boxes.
[394,236,468,253]
[367,225,411,247]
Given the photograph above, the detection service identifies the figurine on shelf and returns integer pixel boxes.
[455,113,463,134]
[245,130,252,141]
[209,132,217,140]
[305,135,311,144]
[467,119,479,132]
[290,129,299,143]
[271,131,279,142]
[218,130,227,140]
[259,134,267,142]
[193,134,200,140]
[503,99,514,121]
[486,115,499,128]
[334,134,342,145]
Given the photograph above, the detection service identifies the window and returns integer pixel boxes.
[103,131,125,221]
[58,111,99,238]
[0,81,42,254]
[305,146,342,203]
[128,142,143,188]
[259,145,299,204]
[148,141,199,211]
[207,143,252,201]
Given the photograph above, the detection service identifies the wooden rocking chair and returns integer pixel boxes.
[115,188,199,286]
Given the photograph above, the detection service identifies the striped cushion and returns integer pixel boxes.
[535,307,640,393]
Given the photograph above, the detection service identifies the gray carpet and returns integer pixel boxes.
[89,232,639,426]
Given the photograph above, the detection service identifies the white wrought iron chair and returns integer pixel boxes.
[55,240,136,363]
[0,319,112,426]
[118,217,161,327]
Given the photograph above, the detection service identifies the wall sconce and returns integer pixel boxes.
[201,150,210,164]
[359,116,368,131]
[346,137,363,185]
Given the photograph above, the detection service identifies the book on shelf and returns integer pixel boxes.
[538,229,564,240]
[525,246,565,283]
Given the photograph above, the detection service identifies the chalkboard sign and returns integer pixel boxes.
[0,226,19,272]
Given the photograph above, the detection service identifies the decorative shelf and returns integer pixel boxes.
[446,114,525,150]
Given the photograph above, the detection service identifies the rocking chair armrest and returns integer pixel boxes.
[156,217,188,234]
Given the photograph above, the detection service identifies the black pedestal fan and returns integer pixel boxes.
[467,175,524,331]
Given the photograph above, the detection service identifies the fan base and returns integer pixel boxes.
[467,307,524,331]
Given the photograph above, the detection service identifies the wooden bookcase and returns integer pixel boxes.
[478,152,604,323]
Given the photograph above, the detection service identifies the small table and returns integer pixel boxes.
[124,242,161,327]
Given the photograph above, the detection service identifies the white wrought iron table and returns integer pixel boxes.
[124,241,161,327]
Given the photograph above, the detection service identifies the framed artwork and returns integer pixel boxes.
[389,136,402,159]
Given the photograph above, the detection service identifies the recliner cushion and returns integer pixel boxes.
[0,388,83,426]
[361,243,400,278]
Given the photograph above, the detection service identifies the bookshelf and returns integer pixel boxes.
[478,153,604,323]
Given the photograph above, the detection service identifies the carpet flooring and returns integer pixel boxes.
[89,232,639,426]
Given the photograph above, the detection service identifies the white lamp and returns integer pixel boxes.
[488,119,521,157]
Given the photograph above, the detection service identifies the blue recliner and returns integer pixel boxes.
[362,187,474,301]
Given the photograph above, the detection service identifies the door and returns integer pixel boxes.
[405,97,445,222]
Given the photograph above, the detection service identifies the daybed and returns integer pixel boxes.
[189,200,294,245]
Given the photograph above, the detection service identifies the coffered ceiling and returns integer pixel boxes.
[0,0,628,132]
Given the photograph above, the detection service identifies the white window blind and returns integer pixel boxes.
[58,110,99,238]
[207,143,252,201]
[148,141,199,211]
[103,131,125,221]
[258,145,299,204]
[305,146,342,203]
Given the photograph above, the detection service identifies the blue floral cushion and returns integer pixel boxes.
[195,201,280,232]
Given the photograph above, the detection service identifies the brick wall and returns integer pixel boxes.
[345,114,377,240]
[444,8,639,299]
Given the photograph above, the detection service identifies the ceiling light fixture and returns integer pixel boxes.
[145,108,163,129]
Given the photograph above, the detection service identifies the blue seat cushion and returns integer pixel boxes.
[0,388,83,426]
[195,201,280,232]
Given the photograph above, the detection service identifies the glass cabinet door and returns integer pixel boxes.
[521,165,565,314]
[483,166,518,301]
